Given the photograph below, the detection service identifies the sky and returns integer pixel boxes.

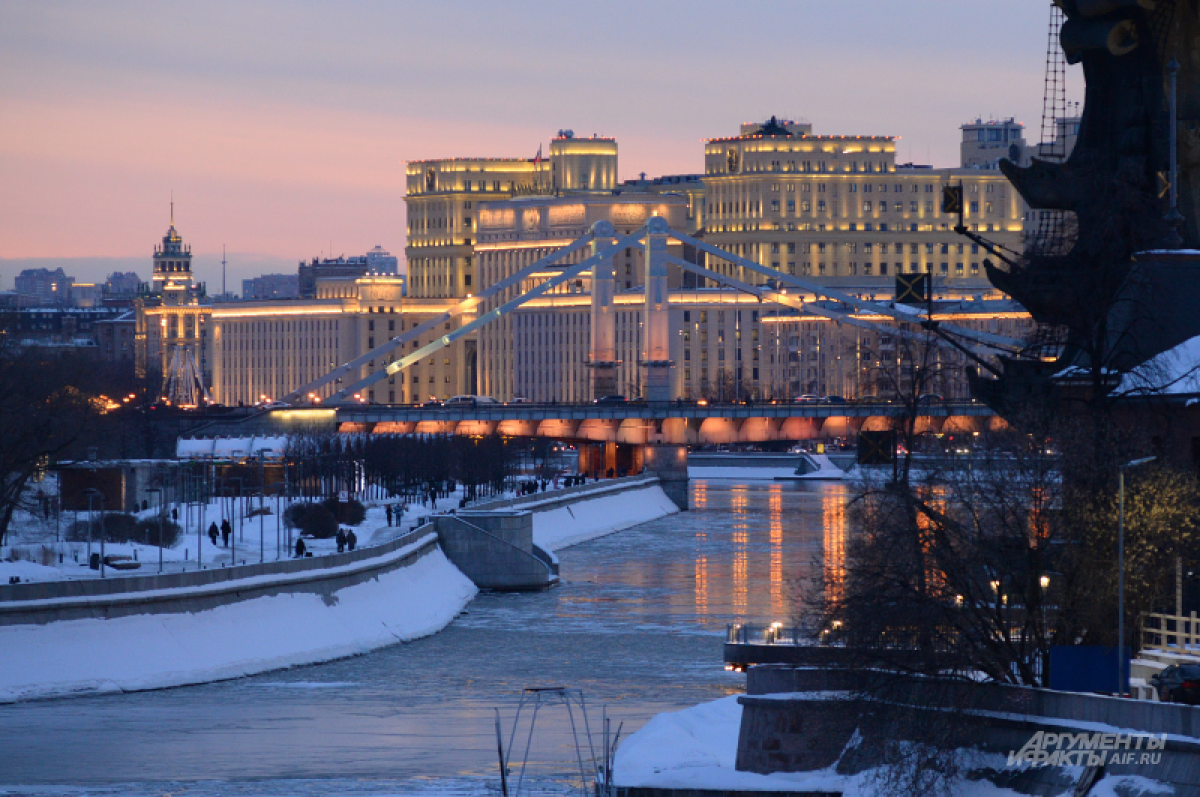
[0,1,1075,293]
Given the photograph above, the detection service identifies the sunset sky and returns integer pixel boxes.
[0,1,1073,292]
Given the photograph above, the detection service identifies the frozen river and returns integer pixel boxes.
[0,478,848,796]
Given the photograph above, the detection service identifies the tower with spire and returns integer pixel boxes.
[151,201,196,301]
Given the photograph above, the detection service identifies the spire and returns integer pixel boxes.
[170,191,174,226]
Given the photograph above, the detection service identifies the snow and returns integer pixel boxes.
[612,695,1100,796]
[532,484,680,551]
[0,560,70,583]
[689,467,799,480]
[1117,334,1200,396]
[176,435,288,459]
[774,453,848,481]
[0,540,477,703]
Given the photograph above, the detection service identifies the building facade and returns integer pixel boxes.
[209,276,469,406]
[14,268,74,305]
[700,118,1023,289]
[405,132,619,300]
[134,215,212,402]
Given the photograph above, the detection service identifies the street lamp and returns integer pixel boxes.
[146,487,163,573]
[1118,455,1156,695]
[83,488,104,578]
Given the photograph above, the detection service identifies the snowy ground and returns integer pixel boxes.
[529,482,681,551]
[689,466,800,480]
[613,695,1179,797]
[0,538,477,703]
[2,483,534,584]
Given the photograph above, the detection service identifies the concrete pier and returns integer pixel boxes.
[432,511,558,591]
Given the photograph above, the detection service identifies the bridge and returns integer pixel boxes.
[226,399,1001,445]
[279,217,1029,408]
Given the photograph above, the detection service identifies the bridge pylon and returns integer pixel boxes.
[642,217,673,403]
[587,220,619,400]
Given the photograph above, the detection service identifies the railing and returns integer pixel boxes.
[727,623,807,646]
[1143,611,1200,651]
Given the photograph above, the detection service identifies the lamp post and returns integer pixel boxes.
[83,489,104,578]
[257,451,266,563]
[146,487,163,573]
[1118,455,1156,695]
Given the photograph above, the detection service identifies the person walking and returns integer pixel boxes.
[295,537,306,558]
[336,528,347,553]
[346,530,357,551]
[207,522,219,546]
[385,504,393,527]
[220,519,232,548]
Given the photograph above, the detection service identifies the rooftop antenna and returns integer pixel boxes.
[222,244,227,297]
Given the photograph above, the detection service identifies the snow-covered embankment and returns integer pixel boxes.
[530,481,682,551]
[0,538,476,703]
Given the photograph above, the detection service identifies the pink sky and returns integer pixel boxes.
[0,1,1073,291]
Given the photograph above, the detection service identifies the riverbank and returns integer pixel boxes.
[0,536,476,703]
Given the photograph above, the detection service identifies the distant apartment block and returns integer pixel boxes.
[242,273,299,300]
[14,268,74,305]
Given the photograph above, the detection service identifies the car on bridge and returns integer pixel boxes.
[444,395,500,407]
[594,395,627,404]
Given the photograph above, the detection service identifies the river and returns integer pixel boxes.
[0,478,848,796]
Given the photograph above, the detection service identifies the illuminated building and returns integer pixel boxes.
[209,275,470,406]
[700,117,1024,287]
[135,211,212,401]
[405,131,619,300]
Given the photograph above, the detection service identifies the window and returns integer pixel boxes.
[683,310,691,323]
[817,200,827,212]
[940,243,950,254]
[863,201,873,212]
[787,243,796,254]
[770,200,780,212]
[970,201,980,213]
[911,201,919,213]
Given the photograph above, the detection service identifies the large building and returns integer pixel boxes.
[14,268,74,305]
[209,275,469,406]
[187,118,1036,408]
[699,118,1023,288]
[405,131,619,300]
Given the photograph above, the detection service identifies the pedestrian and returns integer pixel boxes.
[385,504,393,527]
[295,537,306,558]
[347,530,357,551]
[336,528,347,553]
[172,507,179,522]
[207,522,219,546]
[220,519,232,548]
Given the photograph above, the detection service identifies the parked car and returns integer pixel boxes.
[594,395,627,404]
[1151,664,1200,704]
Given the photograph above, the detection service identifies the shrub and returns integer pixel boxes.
[284,502,338,538]
[320,496,365,526]
[67,513,137,542]
[135,517,182,548]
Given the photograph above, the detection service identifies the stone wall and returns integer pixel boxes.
[432,511,556,590]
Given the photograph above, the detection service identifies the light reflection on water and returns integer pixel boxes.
[0,479,847,796]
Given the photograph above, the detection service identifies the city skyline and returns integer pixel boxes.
[0,1,1074,289]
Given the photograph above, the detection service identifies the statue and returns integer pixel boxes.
[972,0,1200,412]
